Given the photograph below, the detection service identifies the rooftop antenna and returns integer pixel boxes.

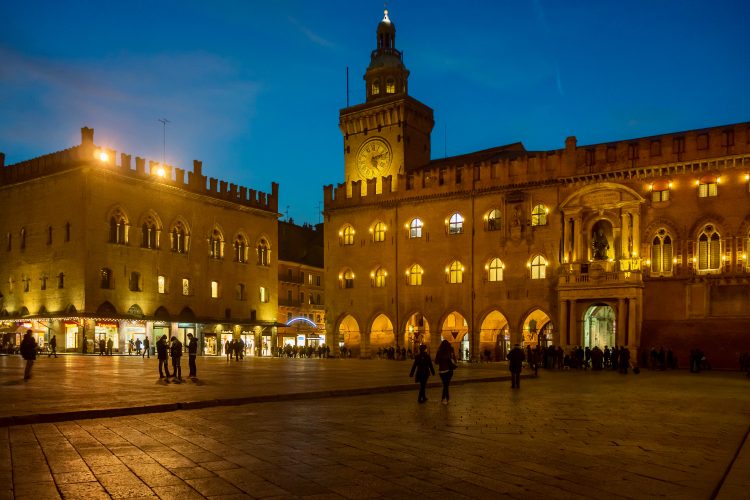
[158,118,170,165]
[316,201,322,225]
[285,205,290,221]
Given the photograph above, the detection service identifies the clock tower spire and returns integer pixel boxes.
[339,8,434,194]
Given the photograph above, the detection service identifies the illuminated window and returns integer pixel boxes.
[100,268,113,289]
[157,275,167,294]
[182,278,191,296]
[698,176,718,198]
[210,281,219,298]
[448,213,464,234]
[448,260,463,284]
[171,221,188,253]
[341,269,354,289]
[234,235,248,263]
[409,218,423,239]
[372,79,380,95]
[488,258,504,282]
[487,209,501,231]
[530,255,547,279]
[651,229,673,276]
[257,239,270,266]
[408,264,423,286]
[260,286,269,303]
[373,221,386,242]
[386,78,395,94]
[108,209,127,244]
[652,188,670,202]
[697,225,721,272]
[531,204,548,226]
[141,215,159,249]
[373,267,387,288]
[129,272,142,292]
[209,228,224,259]
[342,225,355,245]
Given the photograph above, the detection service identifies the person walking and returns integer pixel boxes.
[48,334,58,358]
[434,339,457,405]
[20,330,37,380]
[156,334,170,379]
[507,343,525,389]
[187,332,198,378]
[98,337,105,356]
[170,336,183,382]
[143,337,150,358]
[225,339,232,361]
[409,344,434,403]
[135,338,142,356]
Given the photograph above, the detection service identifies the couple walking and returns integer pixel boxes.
[409,340,457,404]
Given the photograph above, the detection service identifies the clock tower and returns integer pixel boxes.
[340,9,434,193]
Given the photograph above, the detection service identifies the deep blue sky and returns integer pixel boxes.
[2,1,748,224]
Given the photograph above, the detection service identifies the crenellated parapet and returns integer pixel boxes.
[0,127,279,213]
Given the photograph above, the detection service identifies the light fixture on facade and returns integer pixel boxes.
[94,150,109,162]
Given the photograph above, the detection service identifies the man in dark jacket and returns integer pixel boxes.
[170,336,183,382]
[409,344,435,403]
[507,344,525,389]
[187,333,198,378]
[20,330,37,380]
[156,335,170,379]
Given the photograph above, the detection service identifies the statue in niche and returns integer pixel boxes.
[592,228,609,260]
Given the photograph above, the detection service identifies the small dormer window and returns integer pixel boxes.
[372,79,380,95]
[386,78,395,94]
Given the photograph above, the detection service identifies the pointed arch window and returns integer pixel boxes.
[651,229,673,276]
[531,205,548,227]
[448,213,464,235]
[340,269,355,289]
[407,264,423,286]
[141,215,159,249]
[372,267,387,288]
[234,235,248,263]
[171,221,188,253]
[409,218,423,239]
[488,258,504,282]
[209,228,224,260]
[530,255,547,279]
[385,77,395,94]
[371,79,381,96]
[447,260,464,284]
[108,210,128,244]
[697,225,721,272]
[373,221,386,242]
[341,224,355,245]
[486,209,501,231]
[257,238,270,266]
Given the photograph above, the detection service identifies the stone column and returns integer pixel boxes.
[361,329,371,359]
[617,298,626,347]
[568,300,578,346]
[632,212,641,258]
[559,300,568,346]
[574,215,583,261]
[621,211,630,258]
[627,298,637,348]
[563,216,572,262]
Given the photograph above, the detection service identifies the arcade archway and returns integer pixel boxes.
[369,314,395,355]
[522,309,553,347]
[404,312,430,356]
[441,311,469,360]
[338,315,361,358]
[583,303,615,349]
[479,310,509,361]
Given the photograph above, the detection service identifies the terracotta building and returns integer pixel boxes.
[323,10,750,368]
[0,127,279,355]
[276,221,326,353]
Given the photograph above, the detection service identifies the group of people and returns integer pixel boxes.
[529,344,635,373]
[223,338,247,361]
[276,344,332,358]
[126,337,151,357]
[156,333,198,382]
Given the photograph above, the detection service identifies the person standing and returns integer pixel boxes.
[225,339,232,361]
[48,334,58,358]
[409,344,435,403]
[143,337,150,358]
[170,336,183,382]
[106,337,113,356]
[434,339,457,405]
[98,337,105,356]
[20,330,37,380]
[82,335,88,354]
[507,344,525,389]
[156,335,170,379]
[135,338,142,356]
[187,333,198,378]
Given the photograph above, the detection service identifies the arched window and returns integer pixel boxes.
[373,221,386,242]
[171,221,188,253]
[341,224,355,245]
[372,267,387,288]
[234,234,248,263]
[651,229,673,275]
[141,215,159,249]
[448,213,464,235]
[209,228,224,260]
[108,209,128,244]
[531,204,548,227]
[697,225,721,271]
[407,264,424,286]
[386,77,395,94]
[257,238,270,266]
[530,255,547,279]
[486,209,501,231]
[100,268,113,289]
[371,79,380,96]
[409,218,423,239]
[340,269,355,289]
[488,258,504,282]
[447,260,463,284]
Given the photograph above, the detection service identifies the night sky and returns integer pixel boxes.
[2,1,748,224]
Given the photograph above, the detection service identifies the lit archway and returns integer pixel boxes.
[440,311,469,360]
[370,314,395,354]
[522,309,553,347]
[479,310,509,361]
[338,315,361,358]
[583,303,615,349]
[403,312,430,356]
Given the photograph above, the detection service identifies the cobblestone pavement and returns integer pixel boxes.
[0,363,748,499]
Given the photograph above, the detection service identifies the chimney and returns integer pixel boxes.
[81,127,94,146]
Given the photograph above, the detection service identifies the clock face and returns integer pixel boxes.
[356,138,392,179]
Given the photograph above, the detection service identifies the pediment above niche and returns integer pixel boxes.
[560,182,645,211]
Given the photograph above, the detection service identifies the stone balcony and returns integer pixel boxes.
[558,259,644,290]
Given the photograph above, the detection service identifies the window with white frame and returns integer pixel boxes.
[341,269,354,289]
[407,264,423,286]
[488,258,504,282]
[486,209,501,231]
[373,267,387,288]
[448,260,463,284]
[448,213,464,234]
[697,225,721,272]
[530,255,547,279]
[409,218,423,239]
[373,221,386,242]
[651,229,673,275]
[531,205,548,226]
[342,225,355,245]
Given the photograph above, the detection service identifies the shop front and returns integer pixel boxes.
[94,321,119,353]
[122,321,147,354]
[64,321,80,352]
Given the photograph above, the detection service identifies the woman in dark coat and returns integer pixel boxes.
[507,344,525,389]
[20,330,37,380]
[434,339,457,405]
[409,344,435,403]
